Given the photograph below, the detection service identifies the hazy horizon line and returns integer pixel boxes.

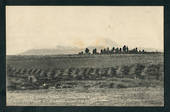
[6,45,164,55]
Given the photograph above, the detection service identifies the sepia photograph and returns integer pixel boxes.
[6,6,164,106]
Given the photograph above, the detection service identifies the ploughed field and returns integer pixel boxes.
[6,54,164,106]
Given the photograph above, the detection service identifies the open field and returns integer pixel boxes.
[7,54,163,69]
[6,54,164,106]
[6,54,164,89]
[7,87,164,106]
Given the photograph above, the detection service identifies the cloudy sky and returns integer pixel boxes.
[6,6,163,55]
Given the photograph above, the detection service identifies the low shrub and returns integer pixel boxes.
[141,64,162,80]
[28,75,37,83]
[46,71,55,79]
[6,62,164,90]
[39,71,46,77]
[14,68,21,74]
[116,65,130,77]
[109,83,115,88]
[115,66,122,77]
[107,67,117,77]
[98,68,107,77]
[128,64,145,79]
[34,69,41,75]
[116,83,128,88]
[53,70,61,78]
[32,68,38,73]
[26,68,32,74]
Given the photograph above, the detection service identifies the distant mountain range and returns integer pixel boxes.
[19,46,109,55]
[19,46,83,55]
[19,45,163,55]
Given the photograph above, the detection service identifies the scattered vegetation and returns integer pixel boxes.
[78,45,161,55]
[6,54,163,90]
[7,63,163,90]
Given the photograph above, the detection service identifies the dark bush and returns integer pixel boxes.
[11,67,16,72]
[135,64,145,78]
[71,68,79,78]
[53,70,61,78]
[129,64,145,79]
[55,83,61,88]
[98,68,107,77]
[75,68,84,80]
[35,69,41,74]
[20,68,26,74]
[141,64,162,80]
[109,83,115,88]
[62,68,69,79]
[39,71,46,77]
[116,83,128,88]
[115,66,121,76]
[30,68,37,74]
[15,68,21,74]
[46,71,54,79]
[148,64,159,78]
[116,65,130,77]
[26,68,32,74]
[107,67,117,77]
[28,75,37,83]
[121,66,130,75]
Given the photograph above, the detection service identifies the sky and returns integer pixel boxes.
[6,6,163,55]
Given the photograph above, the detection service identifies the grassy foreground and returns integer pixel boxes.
[7,87,163,106]
[7,78,164,106]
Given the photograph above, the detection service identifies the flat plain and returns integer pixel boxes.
[6,54,164,106]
